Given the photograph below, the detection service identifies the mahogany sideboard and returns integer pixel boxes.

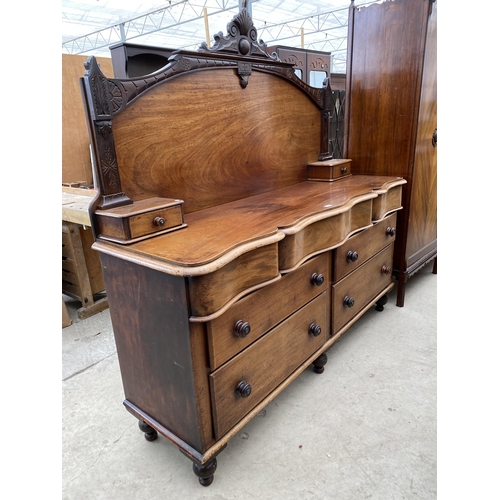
[344,0,437,306]
[80,8,406,486]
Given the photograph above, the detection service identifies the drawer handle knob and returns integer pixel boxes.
[154,216,165,226]
[346,251,358,262]
[386,227,396,237]
[341,167,348,174]
[308,323,322,337]
[381,265,391,275]
[343,296,355,308]
[235,381,252,398]
[310,273,324,286]
[233,320,251,338]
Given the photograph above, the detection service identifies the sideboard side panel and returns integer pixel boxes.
[99,253,208,452]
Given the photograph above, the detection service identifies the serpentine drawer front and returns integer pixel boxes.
[334,212,397,281]
[210,292,327,439]
[206,253,329,370]
[333,244,394,333]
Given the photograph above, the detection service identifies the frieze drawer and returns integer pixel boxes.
[332,244,394,333]
[210,292,327,439]
[206,253,329,370]
[334,212,397,282]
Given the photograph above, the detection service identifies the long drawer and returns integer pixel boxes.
[334,212,397,282]
[332,244,394,333]
[206,253,329,370]
[210,292,327,439]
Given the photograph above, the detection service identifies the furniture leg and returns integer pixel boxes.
[192,457,217,487]
[396,277,406,308]
[138,420,158,441]
[432,257,437,274]
[312,352,328,374]
[375,294,388,312]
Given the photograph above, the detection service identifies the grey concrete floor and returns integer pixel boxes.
[62,264,437,500]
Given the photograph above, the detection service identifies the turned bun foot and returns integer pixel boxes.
[138,421,158,441]
[375,294,388,312]
[193,458,217,486]
[312,352,328,374]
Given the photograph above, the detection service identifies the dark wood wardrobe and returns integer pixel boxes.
[344,0,437,306]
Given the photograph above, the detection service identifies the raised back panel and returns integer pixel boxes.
[112,69,321,213]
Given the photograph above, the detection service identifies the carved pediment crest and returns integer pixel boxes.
[198,8,276,60]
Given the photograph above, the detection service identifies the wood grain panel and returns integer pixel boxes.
[207,252,330,369]
[112,70,321,213]
[346,0,429,177]
[210,292,327,439]
[406,3,437,266]
[99,253,208,452]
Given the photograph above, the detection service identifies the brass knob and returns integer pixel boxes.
[235,381,252,398]
[233,320,251,338]
[310,273,324,286]
[308,323,322,337]
[381,265,391,275]
[154,217,165,226]
[343,296,355,308]
[386,227,396,237]
[346,251,358,262]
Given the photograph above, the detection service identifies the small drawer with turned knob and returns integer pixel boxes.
[210,292,327,439]
[95,197,186,244]
[206,252,329,370]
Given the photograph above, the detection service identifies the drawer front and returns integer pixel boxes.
[207,253,330,370]
[129,206,184,239]
[332,244,394,333]
[210,292,327,439]
[334,212,397,281]
[188,243,280,320]
[279,198,373,272]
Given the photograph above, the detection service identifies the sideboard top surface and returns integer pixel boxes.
[94,175,405,274]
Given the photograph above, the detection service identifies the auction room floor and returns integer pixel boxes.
[62,263,437,500]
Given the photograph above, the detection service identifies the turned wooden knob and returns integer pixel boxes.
[233,320,251,338]
[343,296,355,308]
[341,167,348,174]
[346,251,358,262]
[154,216,165,226]
[308,323,322,337]
[235,381,252,398]
[310,273,324,286]
[381,265,391,275]
[386,227,396,237]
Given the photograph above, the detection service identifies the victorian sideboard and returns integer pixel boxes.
[80,8,406,486]
[344,0,437,307]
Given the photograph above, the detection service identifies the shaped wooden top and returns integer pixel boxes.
[94,175,406,276]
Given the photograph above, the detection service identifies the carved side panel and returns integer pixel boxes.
[82,56,132,209]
